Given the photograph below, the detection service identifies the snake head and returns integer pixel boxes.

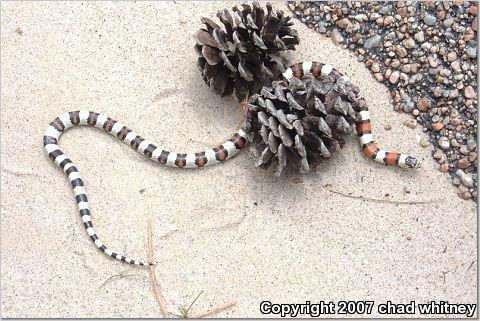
[405,156,421,169]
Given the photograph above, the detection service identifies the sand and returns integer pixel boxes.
[1,1,476,318]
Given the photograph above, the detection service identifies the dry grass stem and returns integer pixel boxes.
[147,218,169,318]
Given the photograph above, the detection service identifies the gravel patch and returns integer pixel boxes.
[288,1,477,202]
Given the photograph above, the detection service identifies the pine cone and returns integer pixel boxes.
[194,2,299,102]
[245,72,365,175]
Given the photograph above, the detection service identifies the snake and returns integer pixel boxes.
[43,62,419,267]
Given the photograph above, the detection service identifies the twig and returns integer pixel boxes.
[147,218,169,318]
[326,188,442,205]
[467,260,476,272]
[190,300,237,319]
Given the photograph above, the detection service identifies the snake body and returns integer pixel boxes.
[44,62,419,267]
[44,111,248,266]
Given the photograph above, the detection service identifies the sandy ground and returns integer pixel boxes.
[1,1,476,318]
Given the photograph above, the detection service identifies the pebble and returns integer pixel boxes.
[331,28,344,45]
[424,14,437,26]
[451,60,462,73]
[466,46,477,58]
[363,35,382,49]
[417,97,430,111]
[444,18,454,27]
[389,71,400,84]
[336,18,350,29]
[433,149,445,161]
[467,138,477,151]
[371,63,381,73]
[404,119,417,129]
[456,169,474,188]
[414,31,425,42]
[384,16,395,25]
[458,185,473,200]
[374,73,384,81]
[370,12,380,20]
[458,159,470,169]
[428,55,439,67]
[464,85,476,99]
[431,123,444,131]
[438,136,450,149]
[317,22,327,33]
[420,138,430,148]
[403,38,416,49]
[447,51,458,62]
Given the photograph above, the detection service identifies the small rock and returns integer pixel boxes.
[458,159,470,169]
[438,136,450,149]
[364,35,382,49]
[397,6,407,17]
[403,119,417,129]
[440,163,449,172]
[317,22,327,33]
[428,55,439,67]
[331,28,344,45]
[450,117,462,126]
[374,73,384,81]
[420,138,430,148]
[431,122,444,131]
[389,71,400,84]
[370,12,380,20]
[457,185,473,200]
[384,124,392,130]
[467,138,477,151]
[451,139,460,148]
[397,46,408,58]
[403,38,416,49]
[417,97,430,111]
[469,152,477,162]
[336,18,350,29]
[460,146,470,155]
[433,149,445,161]
[466,46,477,58]
[464,86,476,99]
[446,51,457,62]
[424,14,437,26]
[453,176,461,186]
[383,16,395,25]
[444,18,454,27]
[414,31,425,42]
[469,5,477,16]
[456,169,474,188]
[354,14,366,22]
[403,101,414,113]
[451,60,462,73]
